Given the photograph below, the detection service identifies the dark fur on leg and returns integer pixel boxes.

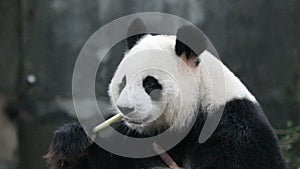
[44,122,92,169]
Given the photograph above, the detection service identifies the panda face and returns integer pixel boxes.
[115,74,166,129]
[109,35,200,132]
[109,39,177,131]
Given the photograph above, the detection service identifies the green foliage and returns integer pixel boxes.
[277,121,300,169]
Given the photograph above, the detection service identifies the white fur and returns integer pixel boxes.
[108,34,256,132]
[198,50,256,110]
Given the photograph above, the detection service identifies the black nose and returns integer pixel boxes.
[117,106,135,114]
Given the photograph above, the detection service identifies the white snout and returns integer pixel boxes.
[116,86,153,119]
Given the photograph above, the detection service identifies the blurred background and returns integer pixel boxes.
[0,0,299,169]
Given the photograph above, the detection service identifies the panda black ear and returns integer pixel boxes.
[175,25,212,66]
[127,18,147,49]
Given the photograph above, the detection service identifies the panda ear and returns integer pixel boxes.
[127,18,147,49]
[175,25,209,67]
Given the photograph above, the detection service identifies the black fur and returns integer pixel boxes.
[127,18,147,49]
[118,75,127,94]
[185,99,286,169]
[143,76,163,101]
[44,122,92,169]
[45,98,286,169]
[175,25,219,61]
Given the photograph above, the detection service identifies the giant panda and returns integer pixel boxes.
[45,19,286,169]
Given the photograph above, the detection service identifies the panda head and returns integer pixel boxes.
[108,19,221,133]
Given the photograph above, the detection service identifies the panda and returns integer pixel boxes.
[45,19,286,169]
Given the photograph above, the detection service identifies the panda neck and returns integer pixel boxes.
[198,50,256,110]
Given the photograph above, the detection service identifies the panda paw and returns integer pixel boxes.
[44,122,91,169]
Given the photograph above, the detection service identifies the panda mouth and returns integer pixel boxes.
[124,117,143,125]
[124,115,152,125]
[127,120,143,125]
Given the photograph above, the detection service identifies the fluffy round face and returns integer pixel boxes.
[109,35,200,132]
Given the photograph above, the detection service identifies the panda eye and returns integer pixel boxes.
[118,76,126,94]
[143,76,162,96]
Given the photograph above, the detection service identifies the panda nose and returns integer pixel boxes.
[117,106,135,114]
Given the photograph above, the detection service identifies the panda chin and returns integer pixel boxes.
[124,120,146,133]
[124,116,169,135]
[123,116,156,133]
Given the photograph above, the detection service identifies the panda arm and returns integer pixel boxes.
[45,122,93,169]
[45,121,137,169]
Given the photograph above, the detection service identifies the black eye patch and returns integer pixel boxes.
[118,76,126,94]
[143,76,162,100]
